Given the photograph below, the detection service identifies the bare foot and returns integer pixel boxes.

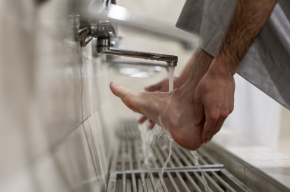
[140,76,185,128]
[110,81,203,150]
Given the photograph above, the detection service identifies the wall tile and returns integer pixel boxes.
[34,125,101,192]
[0,26,84,186]
[83,115,108,191]
[88,56,104,115]
[0,4,36,181]
[33,31,83,149]
[80,42,93,61]
[1,0,35,30]
[81,56,90,120]
[0,166,37,192]
[61,45,83,129]
[87,57,98,115]
[35,0,69,39]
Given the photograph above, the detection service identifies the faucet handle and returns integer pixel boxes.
[74,15,116,47]
[90,21,116,38]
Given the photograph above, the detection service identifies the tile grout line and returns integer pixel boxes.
[26,110,99,167]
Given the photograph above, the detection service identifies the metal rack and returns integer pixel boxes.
[107,120,252,192]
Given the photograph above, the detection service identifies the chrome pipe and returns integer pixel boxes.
[98,47,178,67]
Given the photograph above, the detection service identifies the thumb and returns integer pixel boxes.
[193,97,204,124]
[145,81,163,92]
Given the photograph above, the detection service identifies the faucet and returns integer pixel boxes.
[74,12,179,67]
[96,38,178,67]
[89,22,178,67]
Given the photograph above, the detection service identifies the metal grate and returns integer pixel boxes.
[107,120,252,192]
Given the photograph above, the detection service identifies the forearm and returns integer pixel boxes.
[183,48,214,89]
[215,0,277,75]
[177,53,196,84]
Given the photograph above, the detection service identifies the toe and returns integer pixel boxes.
[110,81,169,124]
[138,116,148,124]
[110,81,130,98]
[110,81,140,112]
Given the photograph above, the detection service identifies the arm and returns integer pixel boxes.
[176,53,196,86]
[216,0,278,75]
[194,0,278,143]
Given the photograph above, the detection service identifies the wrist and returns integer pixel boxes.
[215,47,241,76]
[208,55,237,78]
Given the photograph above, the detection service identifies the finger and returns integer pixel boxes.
[210,110,229,140]
[202,109,218,143]
[149,120,155,129]
[145,81,163,92]
[193,97,205,124]
[209,118,225,141]
[139,116,148,124]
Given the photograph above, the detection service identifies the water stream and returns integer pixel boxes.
[190,150,209,192]
[158,66,175,178]
[151,66,175,190]
[159,133,173,178]
[168,66,175,92]
[140,66,208,192]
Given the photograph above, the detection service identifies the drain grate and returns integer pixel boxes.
[107,120,252,192]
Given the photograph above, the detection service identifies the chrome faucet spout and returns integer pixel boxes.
[98,47,178,67]
[83,22,178,67]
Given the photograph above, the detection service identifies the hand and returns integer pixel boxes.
[193,58,235,143]
[110,49,214,150]
[140,76,184,129]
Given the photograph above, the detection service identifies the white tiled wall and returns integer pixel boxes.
[0,0,113,191]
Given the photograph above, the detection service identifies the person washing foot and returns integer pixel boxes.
[110,49,212,150]
[110,0,288,150]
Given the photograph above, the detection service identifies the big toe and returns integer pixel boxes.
[110,81,169,123]
[110,81,140,113]
[110,81,130,98]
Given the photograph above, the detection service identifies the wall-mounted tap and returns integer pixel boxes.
[96,38,178,67]
[76,20,178,67]
[75,17,178,67]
